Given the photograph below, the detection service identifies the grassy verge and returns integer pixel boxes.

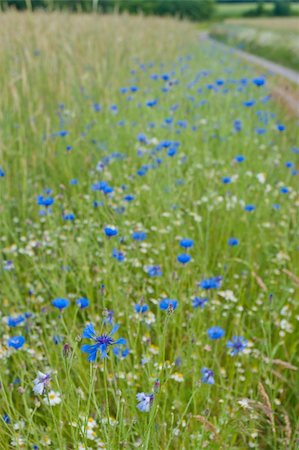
[0,11,298,450]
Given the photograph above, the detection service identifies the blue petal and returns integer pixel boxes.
[113,347,120,356]
[114,338,126,345]
[109,324,119,336]
[81,343,98,354]
[122,348,130,357]
[99,343,108,358]
[81,344,92,353]
[87,349,98,362]
[82,323,96,339]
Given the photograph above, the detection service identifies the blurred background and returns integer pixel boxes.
[0,0,298,20]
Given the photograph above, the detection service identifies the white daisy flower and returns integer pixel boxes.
[44,390,61,406]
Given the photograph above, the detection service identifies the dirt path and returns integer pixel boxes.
[201,33,299,116]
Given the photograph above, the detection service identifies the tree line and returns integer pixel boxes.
[1,0,294,19]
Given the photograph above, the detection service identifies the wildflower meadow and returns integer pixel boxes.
[0,11,298,450]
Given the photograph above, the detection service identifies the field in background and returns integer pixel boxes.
[210,18,299,71]
[216,2,299,18]
[226,16,299,30]
[0,11,298,450]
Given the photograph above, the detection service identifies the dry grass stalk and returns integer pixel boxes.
[272,359,297,371]
[252,271,267,291]
[284,411,292,448]
[258,382,276,434]
[193,415,218,434]
[282,269,299,287]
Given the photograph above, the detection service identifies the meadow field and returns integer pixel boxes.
[216,2,299,18]
[210,17,299,71]
[0,11,298,450]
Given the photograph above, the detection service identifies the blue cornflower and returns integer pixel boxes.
[167,147,177,157]
[233,120,242,132]
[76,298,89,309]
[103,184,114,195]
[123,194,135,202]
[192,297,208,309]
[37,196,54,207]
[198,276,222,290]
[136,392,154,412]
[104,226,118,237]
[112,248,125,262]
[137,166,148,176]
[244,204,255,212]
[243,100,255,107]
[58,130,68,137]
[208,326,225,340]
[222,177,231,184]
[146,99,157,107]
[201,368,215,384]
[177,253,191,264]
[3,414,10,424]
[285,161,294,168]
[132,231,147,241]
[52,298,69,310]
[110,104,118,113]
[0,167,5,177]
[92,181,108,191]
[137,133,148,144]
[147,265,162,277]
[159,298,178,311]
[280,187,289,194]
[8,336,25,349]
[252,77,265,87]
[177,120,187,128]
[180,238,194,248]
[272,203,280,210]
[227,336,248,355]
[63,213,75,221]
[277,124,285,132]
[135,304,149,313]
[234,155,245,163]
[228,238,239,247]
[93,103,101,112]
[7,315,25,327]
[81,323,126,361]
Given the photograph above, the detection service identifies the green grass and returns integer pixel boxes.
[0,11,298,450]
[216,2,271,18]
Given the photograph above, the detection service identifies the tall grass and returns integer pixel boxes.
[0,12,298,450]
